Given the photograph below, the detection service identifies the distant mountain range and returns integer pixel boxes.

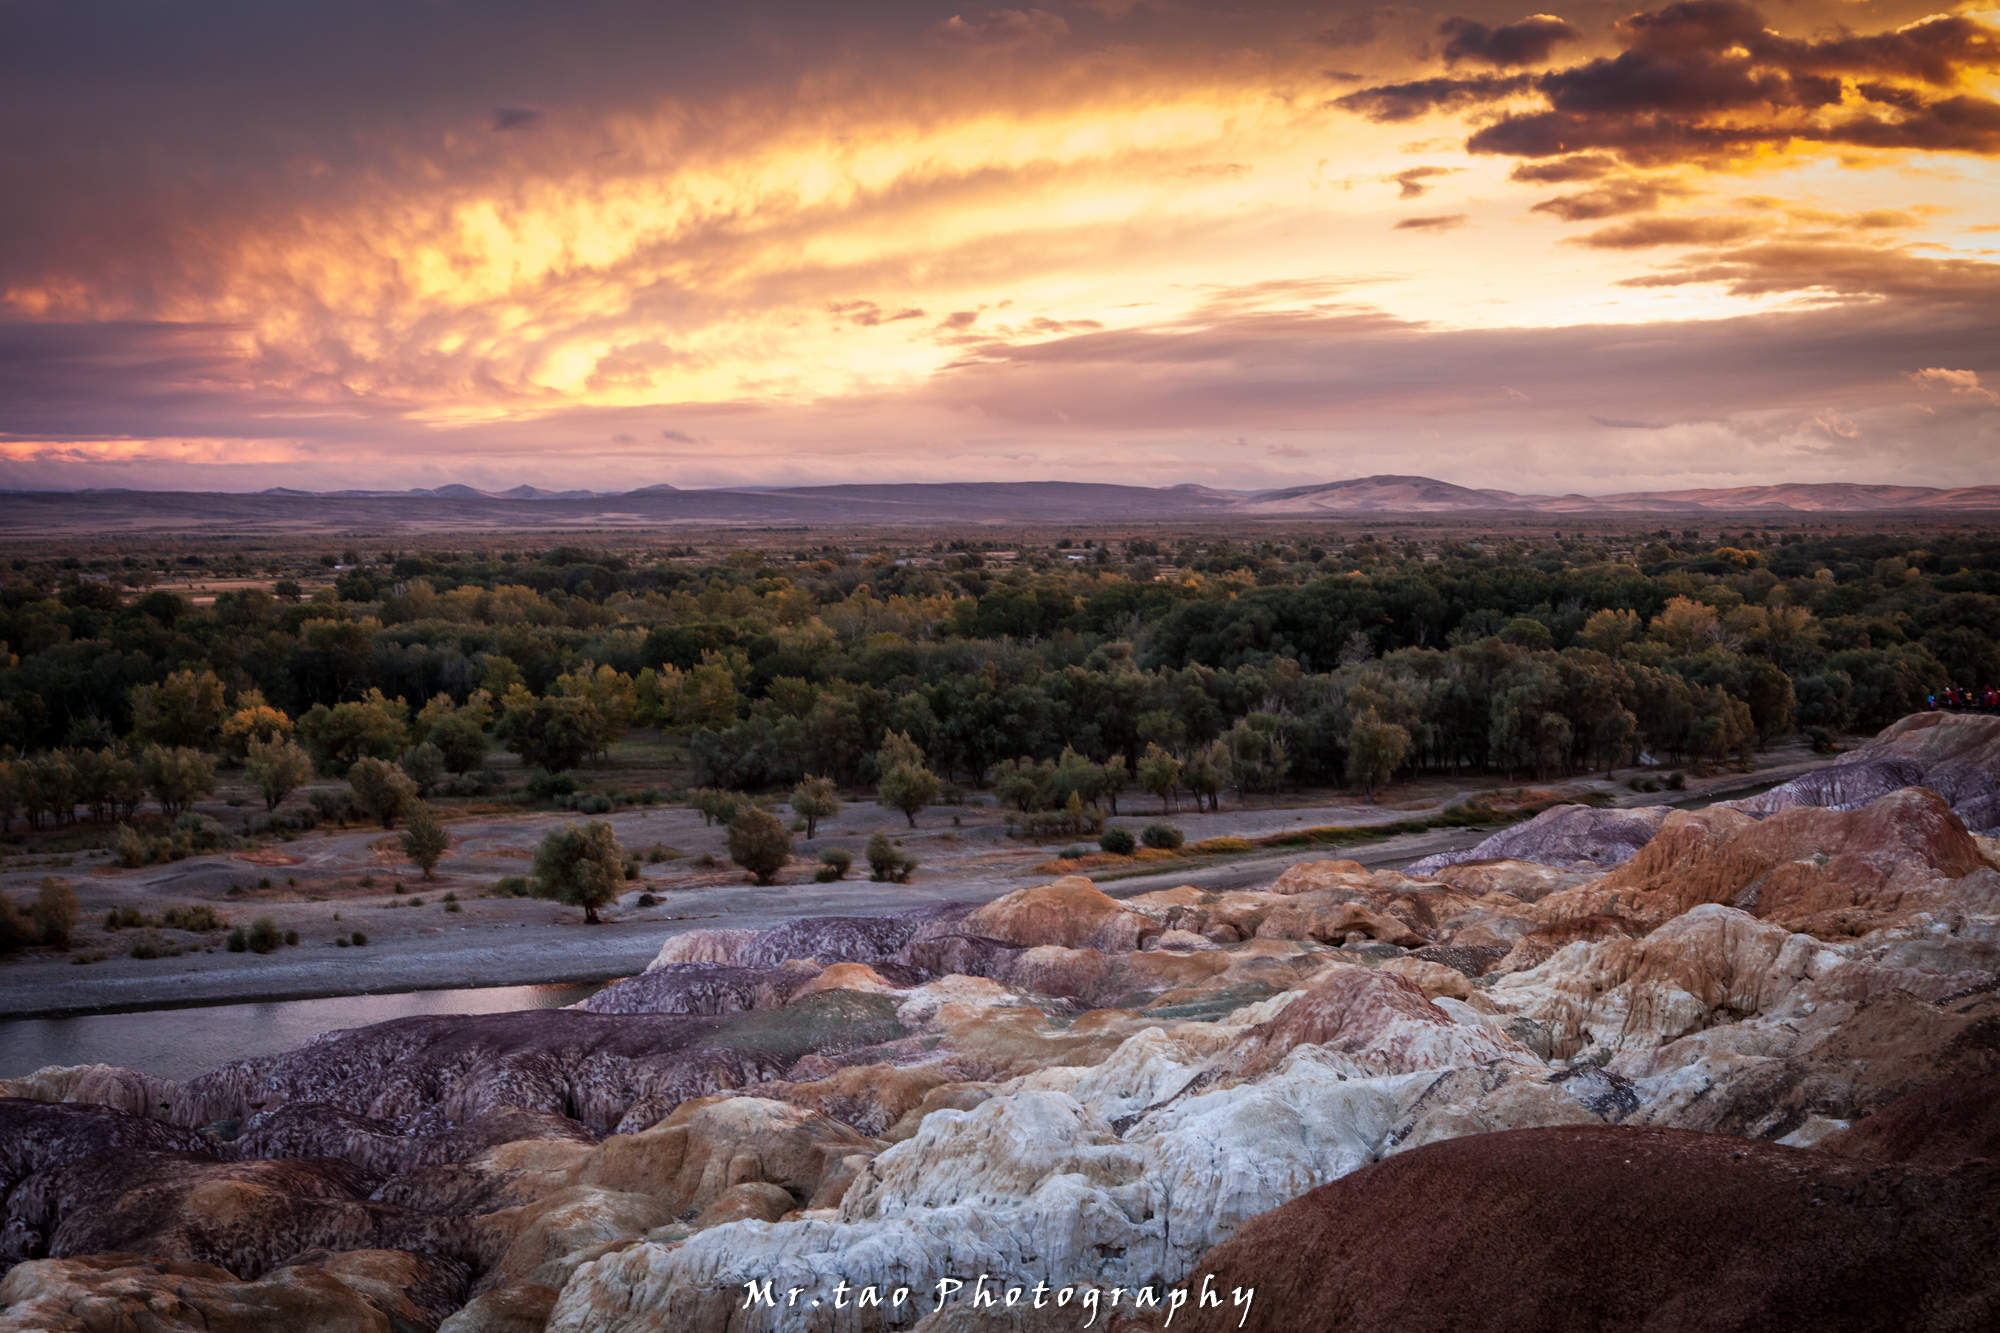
[7,475,1995,534]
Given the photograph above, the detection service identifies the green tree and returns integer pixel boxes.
[348,756,418,828]
[1136,743,1183,814]
[531,819,625,923]
[991,757,1051,812]
[217,693,294,759]
[400,742,446,795]
[426,709,490,774]
[877,728,926,774]
[690,787,746,827]
[1345,708,1410,802]
[727,806,793,886]
[1181,738,1230,813]
[128,669,229,749]
[790,775,841,839]
[298,689,409,775]
[400,800,449,880]
[1579,608,1644,660]
[500,694,602,774]
[245,737,313,812]
[140,745,216,818]
[878,762,940,828]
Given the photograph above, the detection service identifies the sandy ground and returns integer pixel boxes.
[0,745,1836,1019]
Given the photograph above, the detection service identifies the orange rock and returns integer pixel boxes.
[1534,787,1994,936]
[961,876,1154,952]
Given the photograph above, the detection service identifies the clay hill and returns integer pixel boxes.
[2,713,1999,1332]
[5,475,1997,534]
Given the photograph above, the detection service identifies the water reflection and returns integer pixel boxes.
[0,981,608,1083]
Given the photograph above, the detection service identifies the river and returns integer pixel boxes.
[0,981,607,1083]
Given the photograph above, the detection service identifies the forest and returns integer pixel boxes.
[0,521,1995,833]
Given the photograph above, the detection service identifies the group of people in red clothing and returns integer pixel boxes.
[1930,685,2000,711]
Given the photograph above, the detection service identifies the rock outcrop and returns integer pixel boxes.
[8,715,2000,1332]
[1166,1125,2000,1333]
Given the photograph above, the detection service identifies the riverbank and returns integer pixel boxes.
[0,743,1840,1020]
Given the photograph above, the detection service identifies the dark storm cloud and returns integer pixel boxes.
[1437,14,1581,68]
[1339,3,2000,164]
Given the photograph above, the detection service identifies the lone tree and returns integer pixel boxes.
[348,757,418,828]
[1345,708,1411,803]
[727,806,792,886]
[531,820,625,923]
[1136,743,1183,814]
[400,800,449,880]
[790,775,841,840]
[245,737,313,812]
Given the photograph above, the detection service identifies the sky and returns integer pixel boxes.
[1,0,1997,496]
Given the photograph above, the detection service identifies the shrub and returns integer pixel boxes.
[226,927,248,952]
[349,757,418,828]
[1665,770,1687,791]
[814,865,841,882]
[689,787,746,827]
[400,800,449,879]
[129,936,161,960]
[866,831,916,883]
[284,929,299,945]
[819,847,853,878]
[32,878,78,951]
[1098,826,1136,856]
[727,807,793,886]
[1141,823,1185,850]
[0,895,32,955]
[336,936,350,947]
[110,822,149,868]
[161,904,222,932]
[693,852,717,868]
[525,772,578,801]
[350,931,368,946]
[1058,846,1088,860]
[307,790,352,826]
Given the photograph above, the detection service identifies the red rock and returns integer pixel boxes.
[1821,1071,2000,1166]
[1175,1125,2000,1332]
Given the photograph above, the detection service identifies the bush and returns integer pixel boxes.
[161,904,223,932]
[866,831,917,883]
[1141,823,1185,850]
[110,822,149,868]
[247,916,281,953]
[350,931,368,946]
[349,757,418,828]
[1665,770,1687,791]
[814,865,841,882]
[727,807,793,886]
[400,800,449,879]
[0,895,34,955]
[226,927,248,952]
[693,852,717,868]
[32,878,78,951]
[307,790,352,826]
[284,929,299,945]
[1058,846,1088,860]
[1098,826,1136,856]
[690,787,746,827]
[526,772,578,801]
[819,847,853,878]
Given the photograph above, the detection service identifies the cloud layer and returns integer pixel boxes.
[0,0,1995,492]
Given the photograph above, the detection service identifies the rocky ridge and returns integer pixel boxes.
[3,715,1998,1331]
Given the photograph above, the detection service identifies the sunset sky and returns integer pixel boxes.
[2,0,1997,495]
